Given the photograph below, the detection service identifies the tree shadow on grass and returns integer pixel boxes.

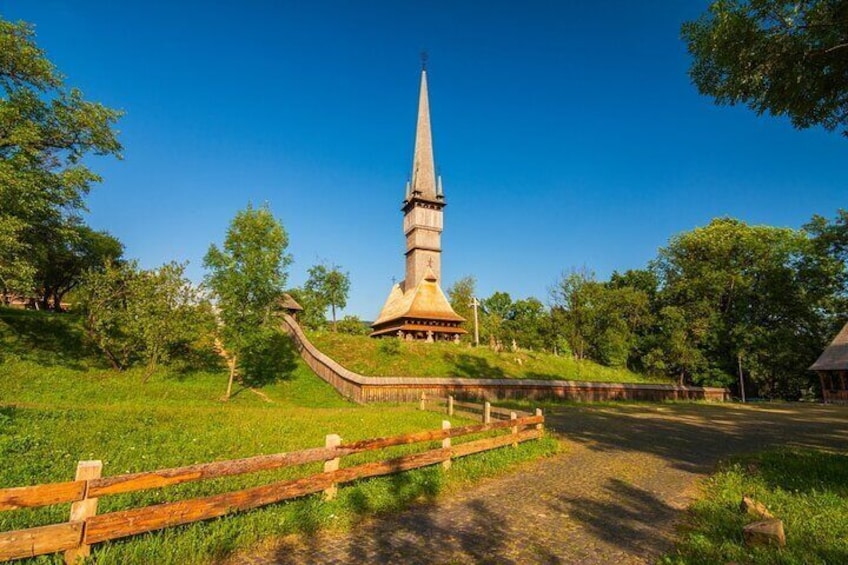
[442,353,507,379]
[0,309,90,370]
[743,448,848,496]
[239,332,299,388]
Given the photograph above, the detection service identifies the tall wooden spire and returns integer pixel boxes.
[371,64,465,341]
[409,69,437,199]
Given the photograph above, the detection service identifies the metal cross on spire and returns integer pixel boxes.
[420,50,428,70]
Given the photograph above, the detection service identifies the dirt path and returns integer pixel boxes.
[231,403,848,564]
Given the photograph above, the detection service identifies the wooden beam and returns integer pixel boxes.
[0,481,85,511]
[0,522,83,561]
[88,447,343,497]
[452,429,542,459]
[342,415,542,452]
[84,474,335,544]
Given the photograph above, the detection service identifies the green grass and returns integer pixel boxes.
[663,448,848,564]
[309,331,668,384]
[0,308,558,564]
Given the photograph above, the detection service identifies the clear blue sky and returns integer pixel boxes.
[5,1,845,319]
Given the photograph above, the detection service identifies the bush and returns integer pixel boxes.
[378,337,401,356]
[336,315,370,335]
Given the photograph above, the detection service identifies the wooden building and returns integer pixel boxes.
[810,321,848,404]
[371,64,466,341]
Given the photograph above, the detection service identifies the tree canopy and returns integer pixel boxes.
[682,0,848,136]
[79,261,211,376]
[0,17,123,297]
[204,204,292,398]
[303,263,350,331]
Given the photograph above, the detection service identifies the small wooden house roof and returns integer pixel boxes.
[810,321,848,371]
[279,293,304,313]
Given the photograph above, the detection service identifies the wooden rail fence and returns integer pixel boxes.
[0,405,544,563]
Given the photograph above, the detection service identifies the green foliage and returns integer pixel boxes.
[664,448,848,564]
[378,336,402,356]
[204,203,292,396]
[303,262,351,331]
[542,212,845,396]
[77,261,213,376]
[447,275,476,343]
[682,0,848,136]
[335,314,370,335]
[550,269,650,367]
[0,17,123,296]
[32,223,124,310]
[652,216,844,394]
[285,287,327,331]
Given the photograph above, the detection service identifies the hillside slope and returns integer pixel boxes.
[308,332,668,384]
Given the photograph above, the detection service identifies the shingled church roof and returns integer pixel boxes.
[372,267,465,329]
[810,321,848,371]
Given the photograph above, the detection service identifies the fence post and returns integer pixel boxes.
[419,392,426,411]
[448,395,454,416]
[323,434,341,501]
[483,401,491,424]
[442,420,452,470]
[510,411,518,447]
[64,460,102,564]
[535,408,544,433]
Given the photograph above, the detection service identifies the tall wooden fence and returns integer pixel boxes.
[0,404,544,563]
[282,314,730,403]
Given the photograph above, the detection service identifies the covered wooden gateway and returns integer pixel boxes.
[810,321,848,404]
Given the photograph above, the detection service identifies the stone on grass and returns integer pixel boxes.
[743,518,786,547]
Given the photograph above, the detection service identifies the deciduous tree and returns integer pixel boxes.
[682,0,848,136]
[304,263,350,331]
[0,17,123,297]
[204,204,292,399]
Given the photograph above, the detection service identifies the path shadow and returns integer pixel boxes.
[268,467,563,564]
[549,478,677,559]
[544,403,848,475]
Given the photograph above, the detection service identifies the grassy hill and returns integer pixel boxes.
[308,331,668,384]
[0,308,557,564]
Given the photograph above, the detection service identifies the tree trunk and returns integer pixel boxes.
[225,355,237,400]
[52,290,64,312]
[331,304,337,332]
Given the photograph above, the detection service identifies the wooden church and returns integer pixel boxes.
[370,65,466,342]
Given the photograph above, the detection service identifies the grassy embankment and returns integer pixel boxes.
[664,448,848,564]
[309,331,669,383]
[0,308,558,564]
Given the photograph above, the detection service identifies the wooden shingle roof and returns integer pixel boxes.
[810,321,848,371]
[371,267,465,328]
[279,293,304,312]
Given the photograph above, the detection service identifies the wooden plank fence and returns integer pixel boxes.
[0,401,544,563]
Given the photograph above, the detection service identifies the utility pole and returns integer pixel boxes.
[470,297,480,347]
[737,352,746,403]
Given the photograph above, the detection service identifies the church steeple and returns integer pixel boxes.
[408,68,438,200]
[370,62,466,341]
